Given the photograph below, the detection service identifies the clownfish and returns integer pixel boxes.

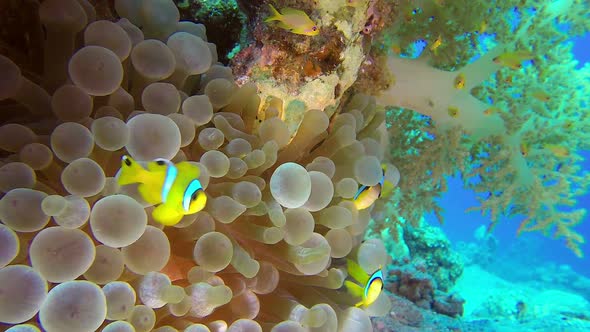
[352,165,386,210]
[344,259,384,308]
[117,155,207,226]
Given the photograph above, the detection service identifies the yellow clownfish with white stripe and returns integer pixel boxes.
[344,259,384,308]
[352,164,387,210]
[117,155,207,226]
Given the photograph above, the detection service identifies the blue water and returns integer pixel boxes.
[427,33,590,277]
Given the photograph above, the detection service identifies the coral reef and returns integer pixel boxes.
[230,0,377,121]
[0,0,589,330]
[454,225,499,268]
[175,0,246,64]
[0,0,394,330]
[458,228,590,302]
[386,261,464,318]
[402,224,464,292]
[455,265,590,323]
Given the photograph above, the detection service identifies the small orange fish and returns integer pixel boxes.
[520,142,529,157]
[478,20,488,34]
[430,35,442,54]
[448,106,459,118]
[391,44,402,55]
[484,106,501,116]
[544,144,569,158]
[265,4,319,36]
[531,89,550,102]
[454,73,466,89]
[493,51,535,70]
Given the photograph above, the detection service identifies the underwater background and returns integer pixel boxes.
[431,31,590,276]
[0,0,590,331]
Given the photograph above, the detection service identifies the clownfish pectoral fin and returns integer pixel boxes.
[118,155,148,186]
[152,204,183,226]
[346,259,370,285]
[344,280,364,299]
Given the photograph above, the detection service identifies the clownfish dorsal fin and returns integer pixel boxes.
[346,259,370,285]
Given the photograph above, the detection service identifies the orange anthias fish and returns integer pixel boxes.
[454,73,466,89]
[531,89,551,102]
[448,106,460,118]
[484,106,501,116]
[429,35,443,54]
[544,144,570,158]
[265,4,319,36]
[493,51,535,70]
[520,142,530,157]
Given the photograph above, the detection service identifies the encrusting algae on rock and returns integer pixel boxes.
[0,0,395,331]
